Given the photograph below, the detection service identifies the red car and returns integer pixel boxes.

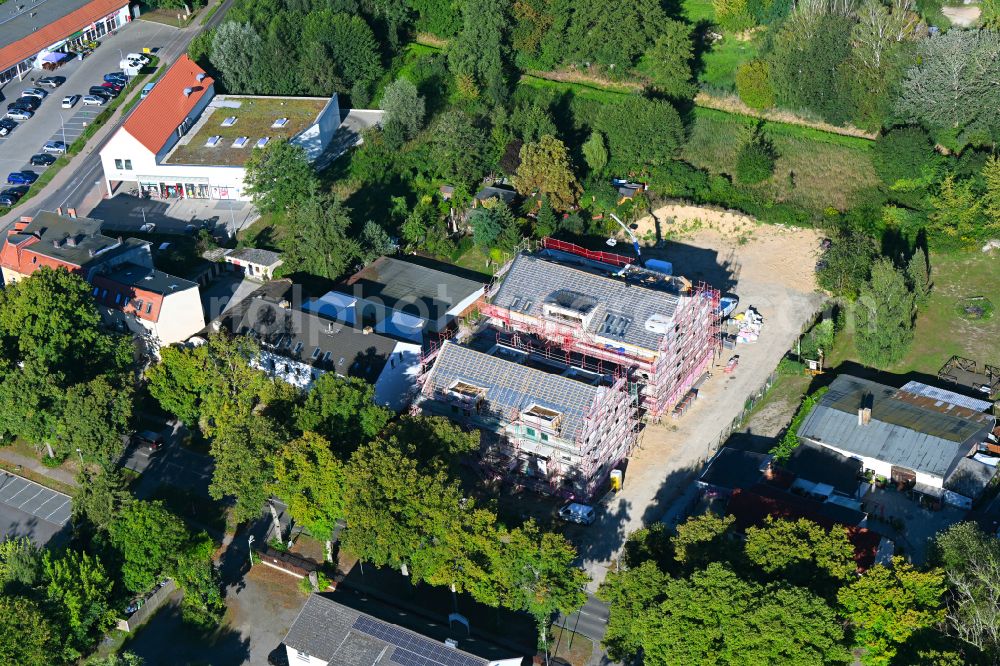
[101,82,123,94]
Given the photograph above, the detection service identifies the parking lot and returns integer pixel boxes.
[0,470,71,546]
[0,19,178,187]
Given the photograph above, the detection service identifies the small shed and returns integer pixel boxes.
[224,247,283,281]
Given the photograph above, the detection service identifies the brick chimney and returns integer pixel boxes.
[56,207,62,216]
[67,208,77,218]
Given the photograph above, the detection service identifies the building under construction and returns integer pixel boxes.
[420,340,638,499]
[415,240,720,499]
[481,240,721,421]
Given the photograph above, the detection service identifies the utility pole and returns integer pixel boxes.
[247,535,255,567]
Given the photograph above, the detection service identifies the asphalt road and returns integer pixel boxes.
[0,470,71,546]
[554,593,610,642]
[5,0,237,223]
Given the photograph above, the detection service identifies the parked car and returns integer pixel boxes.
[7,171,37,185]
[8,97,39,111]
[133,430,165,452]
[126,52,150,65]
[101,82,123,94]
[81,95,106,106]
[41,140,67,154]
[30,153,56,166]
[37,76,64,88]
[5,109,33,121]
[88,86,113,99]
[139,222,156,233]
[104,72,128,84]
[140,82,155,99]
[61,94,80,109]
[0,119,15,136]
[3,186,29,197]
[0,186,26,206]
[0,194,17,206]
[557,502,596,525]
[20,87,46,99]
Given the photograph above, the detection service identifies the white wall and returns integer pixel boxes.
[373,341,422,412]
[155,286,206,345]
[283,646,327,666]
[444,287,485,327]
[290,94,340,163]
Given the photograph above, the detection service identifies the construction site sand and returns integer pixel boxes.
[577,204,826,590]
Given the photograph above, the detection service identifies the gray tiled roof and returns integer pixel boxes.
[283,595,490,665]
[19,211,147,267]
[798,375,993,479]
[103,263,198,295]
[226,247,282,267]
[492,253,680,351]
[424,341,601,441]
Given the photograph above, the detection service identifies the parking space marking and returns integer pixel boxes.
[16,487,43,510]
[43,499,71,522]
[0,471,71,527]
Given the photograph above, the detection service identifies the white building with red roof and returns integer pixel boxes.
[99,55,344,201]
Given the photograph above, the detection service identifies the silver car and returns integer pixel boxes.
[81,95,106,106]
[5,108,33,121]
[20,88,47,99]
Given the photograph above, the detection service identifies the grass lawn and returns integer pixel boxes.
[683,0,717,22]
[138,7,197,27]
[698,33,762,92]
[682,107,877,212]
[828,250,1000,376]
[519,74,633,105]
[550,624,595,666]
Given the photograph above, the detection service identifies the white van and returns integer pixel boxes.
[558,502,596,525]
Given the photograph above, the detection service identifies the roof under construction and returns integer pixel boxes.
[491,253,681,351]
[424,341,604,441]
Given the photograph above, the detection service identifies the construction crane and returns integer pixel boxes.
[607,213,642,264]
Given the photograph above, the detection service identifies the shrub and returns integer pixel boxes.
[714,0,757,31]
[736,60,775,110]
[871,126,940,188]
[735,127,776,184]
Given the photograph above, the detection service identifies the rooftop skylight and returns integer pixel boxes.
[221,116,237,127]
[232,136,249,148]
[256,137,270,149]
[272,117,288,128]
[205,135,221,147]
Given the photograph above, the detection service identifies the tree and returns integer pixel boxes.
[448,0,512,104]
[509,102,557,143]
[42,550,115,660]
[173,531,225,627]
[381,78,425,144]
[430,110,492,186]
[734,124,776,184]
[871,126,940,189]
[984,0,1000,29]
[209,408,285,523]
[270,432,346,543]
[672,512,736,570]
[582,131,608,175]
[412,0,462,37]
[598,560,669,660]
[744,516,856,585]
[382,415,480,472]
[641,21,696,99]
[981,155,1000,228]
[907,248,931,309]
[854,258,915,368]
[934,523,1000,659]
[928,175,985,238]
[86,653,144,666]
[596,96,684,172]
[73,467,130,533]
[608,562,848,664]
[736,60,775,109]
[0,594,54,665]
[515,135,581,211]
[358,220,396,263]
[280,192,361,280]
[243,140,319,214]
[896,30,1000,149]
[110,500,191,593]
[469,202,516,249]
[324,13,383,104]
[534,197,557,238]
[564,0,667,69]
[55,376,133,466]
[714,0,757,31]
[295,374,391,452]
[210,22,262,93]
[817,227,880,300]
[0,536,41,591]
[838,558,946,666]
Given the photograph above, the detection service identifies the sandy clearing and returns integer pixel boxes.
[942,5,981,27]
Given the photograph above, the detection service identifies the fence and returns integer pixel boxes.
[700,370,778,463]
[116,579,176,633]
[256,546,321,579]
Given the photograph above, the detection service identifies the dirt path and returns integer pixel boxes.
[694,92,878,140]
[577,208,826,589]
[942,5,981,27]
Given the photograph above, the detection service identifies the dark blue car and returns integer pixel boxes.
[7,171,37,185]
[104,72,127,84]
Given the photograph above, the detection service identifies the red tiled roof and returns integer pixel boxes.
[0,234,79,276]
[0,0,127,73]
[122,54,214,154]
[91,274,164,322]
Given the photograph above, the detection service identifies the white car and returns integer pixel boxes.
[20,88,47,99]
[126,52,150,65]
[61,95,80,109]
[558,502,596,525]
[81,95,106,106]
[5,109,33,121]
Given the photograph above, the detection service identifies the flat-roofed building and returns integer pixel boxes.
[99,55,360,201]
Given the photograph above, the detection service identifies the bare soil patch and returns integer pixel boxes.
[942,5,981,26]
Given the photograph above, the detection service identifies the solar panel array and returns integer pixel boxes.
[352,615,484,666]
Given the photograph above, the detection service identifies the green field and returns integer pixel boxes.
[699,34,762,92]
[682,108,877,212]
[829,251,1000,376]
[683,0,716,23]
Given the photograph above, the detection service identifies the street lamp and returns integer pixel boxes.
[247,535,255,567]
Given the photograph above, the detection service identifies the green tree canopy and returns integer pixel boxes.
[211,22,263,93]
[596,96,684,172]
[42,550,116,661]
[295,374,391,452]
[279,192,361,281]
[430,110,492,186]
[243,139,319,214]
[744,516,856,586]
[854,257,915,368]
[448,0,512,104]
[109,500,191,593]
[515,135,581,211]
[0,594,55,665]
[736,60,775,109]
[0,536,41,592]
[380,77,426,145]
[934,522,1000,659]
[270,431,347,541]
[73,467,130,533]
[871,126,940,189]
[672,512,735,570]
[55,376,133,467]
[209,408,286,523]
[582,131,608,175]
[640,20,696,99]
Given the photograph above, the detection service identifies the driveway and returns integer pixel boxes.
[87,193,257,237]
[126,424,215,500]
[0,20,179,183]
[0,470,72,546]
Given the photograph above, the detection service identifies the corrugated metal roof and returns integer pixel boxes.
[424,341,601,441]
[492,254,680,351]
[897,381,994,413]
[799,375,994,479]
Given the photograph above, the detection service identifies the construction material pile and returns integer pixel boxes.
[734,306,763,344]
